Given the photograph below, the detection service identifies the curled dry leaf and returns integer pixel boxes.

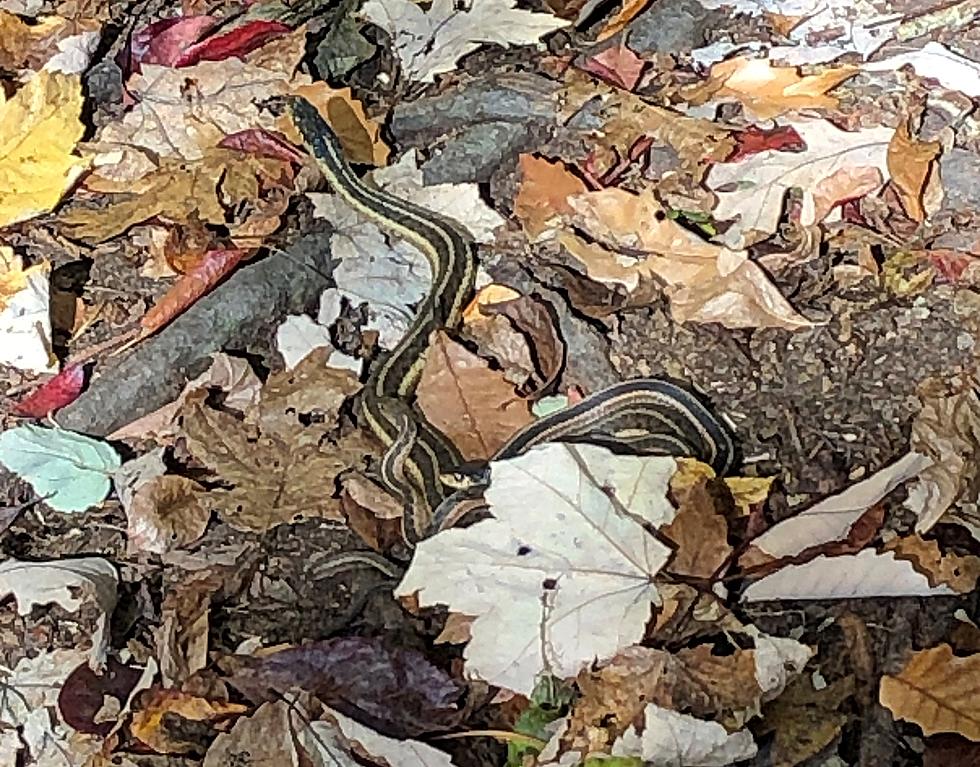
[880,644,980,740]
[578,41,646,91]
[416,331,534,460]
[479,293,566,392]
[11,362,84,416]
[887,120,942,222]
[461,285,538,387]
[127,475,210,555]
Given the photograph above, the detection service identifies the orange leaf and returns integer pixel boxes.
[141,248,246,335]
[513,154,588,241]
[887,120,941,222]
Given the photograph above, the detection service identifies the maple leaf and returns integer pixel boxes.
[397,444,680,694]
[0,70,89,227]
[880,644,980,739]
[180,402,369,533]
[707,118,894,247]
[360,0,569,83]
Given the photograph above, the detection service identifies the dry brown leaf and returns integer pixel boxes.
[478,293,566,392]
[880,644,980,739]
[287,82,390,166]
[131,688,247,754]
[435,612,475,644]
[661,476,732,579]
[759,675,854,767]
[180,402,367,532]
[560,75,734,171]
[885,534,980,594]
[888,121,941,222]
[907,385,980,536]
[416,331,534,461]
[685,57,857,120]
[127,476,210,555]
[340,472,405,552]
[62,148,292,242]
[513,154,588,241]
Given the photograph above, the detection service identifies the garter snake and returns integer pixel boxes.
[287,97,736,549]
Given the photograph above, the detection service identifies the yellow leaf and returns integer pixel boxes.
[880,644,980,739]
[0,70,88,227]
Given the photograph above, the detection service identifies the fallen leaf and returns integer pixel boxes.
[202,699,313,767]
[0,250,55,373]
[727,124,805,162]
[130,687,246,754]
[610,704,757,764]
[129,16,220,70]
[139,249,247,336]
[315,706,457,766]
[127,476,210,555]
[759,675,855,767]
[685,56,857,120]
[0,648,93,736]
[810,165,884,223]
[578,42,646,90]
[0,10,93,70]
[0,70,88,227]
[905,385,980,537]
[880,644,980,739]
[742,549,957,602]
[864,42,980,99]
[222,637,466,738]
[11,362,85,416]
[885,534,980,594]
[0,425,120,513]
[396,444,680,694]
[661,475,732,579]
[478,293,566,391]
[57,658,145,736]
[888,120,942,222]
[173,19,291,67]
[0,558,117,667]
[180,402,363,532]
[513,154,588,242]
[707,118,894,247]
[360,0,569,83]
[416,331,533,461]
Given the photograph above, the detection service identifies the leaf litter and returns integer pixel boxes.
[0,0,979,766]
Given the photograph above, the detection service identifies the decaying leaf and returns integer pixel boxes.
[0,70,89,227]
[880,644,980,739]
[126,476,211,555]
[416,331,533,460]
[360,0,569,83]
[131,687,247,754]
[180,401,367,532]
[397,444,680,694]
[759,675,855,767]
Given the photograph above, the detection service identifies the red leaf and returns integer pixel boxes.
[12,363,86,417]
[926,248,977,283]
[129,16,219,72]
[219,128,305,163]
[141,249,246,335]
[174,20,291,67]
[727,125,805,162]
[578,42,646,90]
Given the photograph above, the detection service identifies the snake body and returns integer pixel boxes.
[287,98,736,546]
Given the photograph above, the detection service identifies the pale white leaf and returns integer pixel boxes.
[747,452,932,559]
[707,118,893,247]
[741,549,956,602]
[611,704,758,765]
[276,314,334,370]
[864,42,980,98]
[396,444,676,695]
[42,30,99,74]
[362,0,569,83]
[0,254,55,374]
[317,707,456,766]
[742,625,814,699]
[0,558,118,667]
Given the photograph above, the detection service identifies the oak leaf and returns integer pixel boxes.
[880,644,980,739]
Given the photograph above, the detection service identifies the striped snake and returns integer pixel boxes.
[287,97,736,551]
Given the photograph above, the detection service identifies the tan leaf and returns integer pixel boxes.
[180,402,366,532]
[880,644,980,739]
[435,612,475,644]
[513,154,588,241]
[127,476,210,555]
[340,472,405,552]
[885,534,980,594]
[477,293,566,391]
[810,165,884,223]
[288,83,390,166]
[661,476,733,579]
[888,120,941,222]
[685,57,857,120]
[416,331,534,460]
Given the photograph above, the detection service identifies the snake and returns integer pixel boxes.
[286,97,736,549]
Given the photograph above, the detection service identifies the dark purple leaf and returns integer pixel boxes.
[58,658,144,736]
